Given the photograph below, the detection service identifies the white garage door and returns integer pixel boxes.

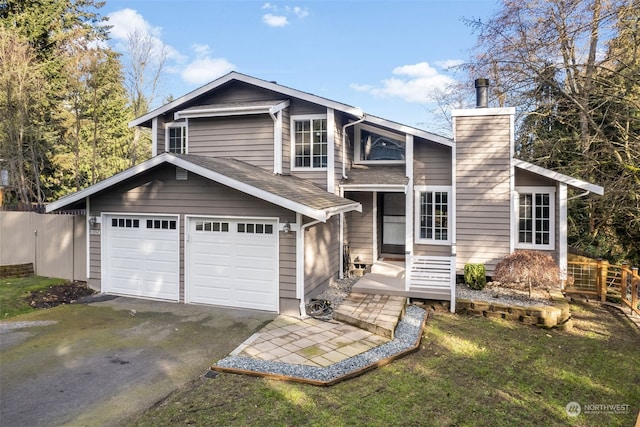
[186,217,278,311]
[103,215,179,301]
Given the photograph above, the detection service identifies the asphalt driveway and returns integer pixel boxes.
[0,295,275,427]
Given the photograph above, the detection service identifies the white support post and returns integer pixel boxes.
[559,183,568,281]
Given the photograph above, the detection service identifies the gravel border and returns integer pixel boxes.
[0,320,58,332]
[456,283,553,307]
[213,305,426,384]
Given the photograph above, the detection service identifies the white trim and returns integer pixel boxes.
[165,121,188,154]
[404,134,414,292]
[513,158,604,195]
[559,184,568,281]
[450,126,457,256]
[86,197,91,280]
[339,211,344,280]
[353,123,407,165]
[290,114,328,172]
[327,108,335,193]
[129,72,363,127]
[46,153,361,221]
[175,100,289,119]
[451,107,516,117]
[372,191,378,261]
[514,186,556,250]
[151,117,158,157]
[340,184,407,192]
[414,185,452,245]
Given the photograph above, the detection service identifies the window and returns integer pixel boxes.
[195,220,229,232]
[237,223,274,234]
[111,218,140,228]
[167,124,186,154]
[415,186,450,244]
[515,187,555,249]
[147,219,177,230]
[292,116,327,168]
[355,125,405,163]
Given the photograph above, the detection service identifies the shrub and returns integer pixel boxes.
[493,250,561,296]
[464,263,486,290]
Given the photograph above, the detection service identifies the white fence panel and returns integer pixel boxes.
[409,255,456,312]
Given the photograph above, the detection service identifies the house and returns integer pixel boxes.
[46,72,603,316]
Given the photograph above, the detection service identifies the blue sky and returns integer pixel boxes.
[101,0,499,133]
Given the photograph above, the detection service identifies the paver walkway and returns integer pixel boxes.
[217,293,409,373]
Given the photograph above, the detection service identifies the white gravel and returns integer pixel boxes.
[455,283,553,307]
[214,305,426,384]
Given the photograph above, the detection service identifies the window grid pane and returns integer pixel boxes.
[168,127,185,153]
[420,190,448,241]
[519,192,551,246]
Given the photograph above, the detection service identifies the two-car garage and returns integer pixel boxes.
[102,214,279,312]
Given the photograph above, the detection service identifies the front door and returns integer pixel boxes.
[381,193,405,255]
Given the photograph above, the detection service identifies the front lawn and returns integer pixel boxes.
[1,276,74,318]
[130,302,639,427]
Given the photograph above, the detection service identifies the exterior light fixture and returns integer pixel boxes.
[282,220,291,234]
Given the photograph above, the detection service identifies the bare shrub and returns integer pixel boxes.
[493,251,561,297]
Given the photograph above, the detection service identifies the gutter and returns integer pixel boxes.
[567,190,591,201]
[342,115,366,179]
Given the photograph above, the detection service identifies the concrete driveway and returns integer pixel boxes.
[0,295,275,427]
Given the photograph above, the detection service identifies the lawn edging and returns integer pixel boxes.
[456,291,571,329]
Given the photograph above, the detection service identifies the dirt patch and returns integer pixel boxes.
[26,282,96,309]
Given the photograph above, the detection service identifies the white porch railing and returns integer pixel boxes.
[408,255,456,312]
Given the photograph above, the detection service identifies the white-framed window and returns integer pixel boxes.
[515,186,555,250]
[354,124,405,164]
[166,122,187,154]
[291,115,327,169]
[414,185,451,244]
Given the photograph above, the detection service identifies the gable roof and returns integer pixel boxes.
[129,71,452,146]
[513,158,604,195]
[46,153,362,221]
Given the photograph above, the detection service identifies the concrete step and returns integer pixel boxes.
[333,292,406,339]
[370,260,406,278]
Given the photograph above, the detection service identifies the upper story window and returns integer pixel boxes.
[515,186,555,250]
[415,185,451,245]
[292,115,327,169]
[355,124,405,164]
[167,123,187,154]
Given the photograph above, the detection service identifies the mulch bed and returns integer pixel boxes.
[27,281,96,309]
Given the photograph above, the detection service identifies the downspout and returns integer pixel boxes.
[297,214,322,318]
[342,115,366,179]
[269,108,283,174]
[567,190,590,201]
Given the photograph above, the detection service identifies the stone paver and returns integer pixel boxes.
[230,292,407,368]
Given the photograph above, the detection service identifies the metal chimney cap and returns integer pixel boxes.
[475,78,490,88]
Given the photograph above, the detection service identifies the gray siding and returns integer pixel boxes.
[188,115,274,170]
[414,141,452,186]
[455,114,512,275]
[89,164,297,306]
[345,192,374,265]
[89,232,101,290]
[156,116,166,153]
[279,232,297,299]
[304,216,340,299]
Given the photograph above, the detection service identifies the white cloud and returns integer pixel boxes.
[261,4,309,27]
[107,8,161,41]
[435,59,464,69]
[263,13,289,27]
[351,61,457,103]
[181,44,235,85]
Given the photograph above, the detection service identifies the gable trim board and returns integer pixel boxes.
[46,152,362,221]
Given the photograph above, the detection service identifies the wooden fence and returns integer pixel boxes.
[565,258,640,316]
[0,211,86,281]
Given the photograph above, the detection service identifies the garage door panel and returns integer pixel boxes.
[104,215,179,301]
[187,217,278,311]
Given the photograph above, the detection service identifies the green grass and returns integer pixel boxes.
[130,302,640,427]
[0,276,68,318]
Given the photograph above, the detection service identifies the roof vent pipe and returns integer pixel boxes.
[475,78,489,108]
